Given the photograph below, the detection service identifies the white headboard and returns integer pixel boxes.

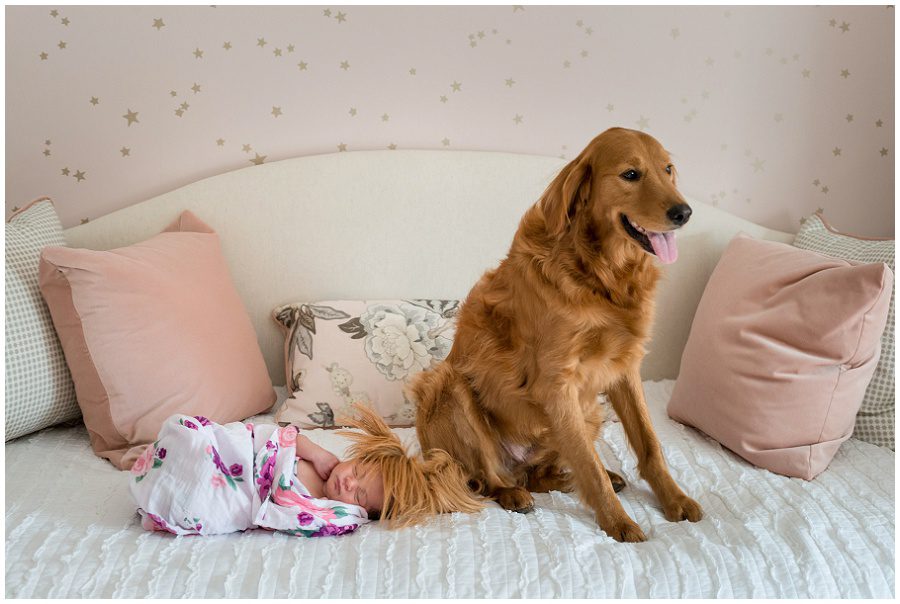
[63,149,794,385]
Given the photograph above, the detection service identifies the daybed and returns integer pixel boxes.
[5,150,894,597]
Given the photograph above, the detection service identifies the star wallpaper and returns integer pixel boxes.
[5,5,895,235]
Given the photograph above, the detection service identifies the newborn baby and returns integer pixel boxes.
[130,405,481,537]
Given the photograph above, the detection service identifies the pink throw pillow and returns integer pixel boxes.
[39,210,275,470]
[667,234,893,480]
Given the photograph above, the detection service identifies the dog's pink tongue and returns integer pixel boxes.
[647,230,678,264]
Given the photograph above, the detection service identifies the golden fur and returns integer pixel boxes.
[406,127,703,542]
[339,404,484,528]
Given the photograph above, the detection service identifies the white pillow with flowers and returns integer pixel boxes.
[272,299,458,428]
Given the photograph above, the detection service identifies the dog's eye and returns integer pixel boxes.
[620,169,641,181]
[665,164,673,175]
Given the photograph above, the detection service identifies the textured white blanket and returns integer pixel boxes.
[5,381,894,597]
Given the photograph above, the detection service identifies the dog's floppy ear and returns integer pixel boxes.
[540,153,592,237]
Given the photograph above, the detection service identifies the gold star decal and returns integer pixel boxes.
[223,41,232,50]
[216,138,225,146]
[839,21,850,33]
[45,139,51,146]
[61,167,70,176]
[705,57,714,67]
[563,59,571,68]
[349,107,357,116]
[80,218,90,225]
[191,83,201,94]
[845,114,853,123]
[832,147,841,156]
[272,106,282,117]
[250,153,266,165]
[409,68,417,75]
[120,147,130,157]
[812,179,820,186]
[175,108,184,117]
[170,90,177,97]
[876,119,883,127]
[880,148,889,157]
[381,113,390,122]
[287,44,295,53]
[439,95,448,103]
[635,115,650,130]
[58,41,67,50]
[585,26,593,35]
[242,144,252,153]
[388,143,397,150]
[257,37,267,47]
[50,9,58,17]
[273,48,282,57]
[180,101,189,110]
[840,69,850,78]
[802,68,811,78]
[829,19,837,27]
[123,109,139,126]
[513,114,523,124]
[193,48,204,59]
[512,5,525,11]
[40,52,48,60]
[152,18,165,30]
[335,11,347,23]
[73,170,86,182]
[505,78,515,87]
[442,138,451,146]
[450,81,462,92]
[671,28,680,39]
[297,61,308,70]
[606,103,614,112]
[337,143,347,152]
[43,149,51,157]
[90,96,100,106]
[821,186,829,193]
[61,17,69,26]
[751,157,765,172]
[323,9,332,17]
[340,60,350,70]
[11,206,19,212]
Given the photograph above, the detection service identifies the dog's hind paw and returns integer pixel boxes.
[494,487,535,514]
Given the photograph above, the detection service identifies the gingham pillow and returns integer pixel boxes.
[6,198,79,440]
[793,212,894,449]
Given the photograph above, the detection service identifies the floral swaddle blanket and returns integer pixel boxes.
[130,415,369,537]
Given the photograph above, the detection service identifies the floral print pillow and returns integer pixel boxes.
[272,299,458,427]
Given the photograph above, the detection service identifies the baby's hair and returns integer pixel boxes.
[337,404,484,528]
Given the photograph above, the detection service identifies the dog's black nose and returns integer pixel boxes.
[667,203,692,226]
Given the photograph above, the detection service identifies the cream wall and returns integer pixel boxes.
[5,5,895,236]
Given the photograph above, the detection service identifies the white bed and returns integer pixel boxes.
[6,381,893,598]
[5,149,895,597]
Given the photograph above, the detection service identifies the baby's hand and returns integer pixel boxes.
[311,450,339,480]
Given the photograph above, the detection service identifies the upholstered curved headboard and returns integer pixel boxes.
[64,149,794,384]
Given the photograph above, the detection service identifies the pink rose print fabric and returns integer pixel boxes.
[129,415,369,537]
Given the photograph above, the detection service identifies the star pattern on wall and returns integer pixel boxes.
[9,6,893,237]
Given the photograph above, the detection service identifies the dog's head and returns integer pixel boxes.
[541,127,691,265]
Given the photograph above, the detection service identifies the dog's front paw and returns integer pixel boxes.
[599,515,647,543]
[662,494,703,523]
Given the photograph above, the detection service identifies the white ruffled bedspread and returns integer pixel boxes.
[5,381,894,598]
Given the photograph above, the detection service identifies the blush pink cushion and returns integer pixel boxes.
[39,211,275,470]
[667,234,893,480]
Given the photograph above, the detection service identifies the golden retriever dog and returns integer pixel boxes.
[406,127,703,542]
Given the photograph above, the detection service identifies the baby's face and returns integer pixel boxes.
[324,459,384,514]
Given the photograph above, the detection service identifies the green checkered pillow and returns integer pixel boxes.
[793,212,894,449]
[5,198,80,440]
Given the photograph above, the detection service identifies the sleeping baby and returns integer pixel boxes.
[130,404,482,537]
